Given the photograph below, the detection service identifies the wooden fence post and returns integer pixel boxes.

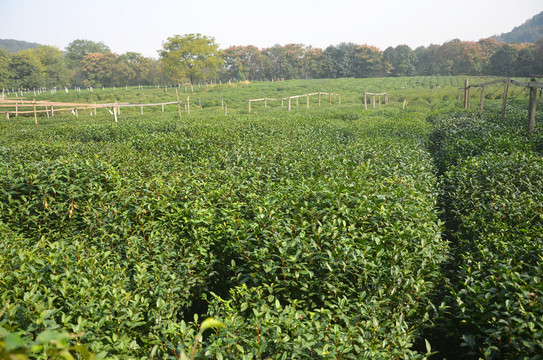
[248,100,251,113]
[501,79,510,119]
[528,77,538,136]
[176,89,182,120]
[480,86,485,112]
[364,93,368,110]
[288,97,291,111]
[306,94,309,109]
[463,79,470,109]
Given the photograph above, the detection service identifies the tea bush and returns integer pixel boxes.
[428,103,543,358]
[0,105,447,359]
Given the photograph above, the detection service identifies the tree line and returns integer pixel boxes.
[1,35,542,90]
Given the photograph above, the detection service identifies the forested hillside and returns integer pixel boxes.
[492,11,543,44]
[0,39,42,53]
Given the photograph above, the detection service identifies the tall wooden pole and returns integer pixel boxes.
[364,93,367,110]
[501,79,510,119]
[528,77,537,136]
[176,89,182,120]
[463,79,470,109]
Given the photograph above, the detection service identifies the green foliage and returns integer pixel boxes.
[0,88,447,358]
[159,34,223,85]
[427,103,543,358]
[0,326,95,360]
[8,50,45,88]
[64,40,111,69]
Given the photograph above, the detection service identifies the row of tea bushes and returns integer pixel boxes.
[1,108,446,358]
[428,104,543,358]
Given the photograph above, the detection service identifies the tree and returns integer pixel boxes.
[534,39,543,74]
[117,52,154,86]
[80,53,118,87]
[302,47,326,79]
[383,45,416,77]
[323,43,358,78]
[262,45,289,80]
[352,45,384,78]
[514,46,536,76]
[34,46,71,87]
[220,46,252,81]
[159,34,222,85]
[489,43,518,76]
[64,39,111,69]
[477,38,501,74]
[8,50,45,88]
[0,48,10,89]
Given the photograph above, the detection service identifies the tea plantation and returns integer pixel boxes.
[1,77,542,359]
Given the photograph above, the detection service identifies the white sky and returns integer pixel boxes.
[1,0,542,58]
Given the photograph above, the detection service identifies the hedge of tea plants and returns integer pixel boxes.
[0,106,447,359]
[427,104,543,358]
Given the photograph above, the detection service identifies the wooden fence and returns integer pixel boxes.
[363,92,388,110]
[248,92,340,113]
[462,77,543,135]
[0,89,228,124]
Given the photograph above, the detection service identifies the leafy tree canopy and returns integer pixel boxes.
[65,39,111,68]
[159,34,223,84]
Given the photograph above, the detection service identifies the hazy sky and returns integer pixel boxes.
[1,0,542,58]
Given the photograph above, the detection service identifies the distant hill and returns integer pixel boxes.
[0,39,42,53]
[492,11,543,43]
